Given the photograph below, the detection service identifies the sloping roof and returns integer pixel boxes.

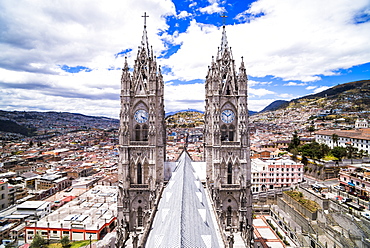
[146,152,223,248]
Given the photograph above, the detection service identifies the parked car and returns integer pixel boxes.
[334,185,345,191]
[341,198,352,203]
[359,195,369,201]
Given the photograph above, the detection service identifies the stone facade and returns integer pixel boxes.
[116,16,165,247]
[204,25,253,245]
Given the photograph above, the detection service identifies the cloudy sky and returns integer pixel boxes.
[1,0,370,118]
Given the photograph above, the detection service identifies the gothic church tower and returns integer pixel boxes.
[117,13,165,246]
[204,25,253,245]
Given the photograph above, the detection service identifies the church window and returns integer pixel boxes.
[142,124,148,141]
[229,125,235,141]
[137,163,143,184]
[227,162,232,184]
[221,125,228,141]
[221,124,235,141]
[227,206,232,226]
[137,207,143,227]
[135,125,141,141]
[226,85,231,95]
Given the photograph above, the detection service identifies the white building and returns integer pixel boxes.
[251,158,304,193]
[315,129,370,154]
[355,119,368,129]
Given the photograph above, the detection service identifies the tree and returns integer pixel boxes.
[61,235,70,248]
[288,131,300,151]
[30,233,46,248]
[299,142,327,161]
[331,133,339,147]
[331,146,347,161]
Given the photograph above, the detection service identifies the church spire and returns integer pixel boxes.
[220,13,228,54]
[220,25,228,53]
[141,12,150,55]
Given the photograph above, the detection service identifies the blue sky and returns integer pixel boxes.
[0,0,369,118]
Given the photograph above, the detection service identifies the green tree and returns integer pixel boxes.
[299,142,327,160]
[288,131,300,151]
[331,133,339,147]
[30,233,46,248]
[61,235,70,248]
[307,125,315,133]
[331,146,347,161]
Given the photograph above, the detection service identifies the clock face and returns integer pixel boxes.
[134,109,148,123]
[221,109,235,123]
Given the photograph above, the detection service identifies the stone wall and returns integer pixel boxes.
[299,186,329,210]
[282,193,318,220]
[277,197,312,233]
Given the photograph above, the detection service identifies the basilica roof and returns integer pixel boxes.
[145,150,223,248]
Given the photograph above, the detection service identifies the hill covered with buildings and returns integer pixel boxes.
[0,111,119,140]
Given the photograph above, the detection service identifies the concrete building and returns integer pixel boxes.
[251,158,304,193]
[25,185,116,243]
[0,181,9,211]
[339,164,370,199]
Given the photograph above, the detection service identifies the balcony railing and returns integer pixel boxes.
[130,141,149,146]
[221,184,240,189]
[130,184,149,189]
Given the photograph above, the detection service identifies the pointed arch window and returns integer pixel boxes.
[226,85,231,95]
[228,124,235,141]
[221,124,228,141]
[137,163,142,184]
[142,124,148,141]
[227,206,232,226]
[137,207,143,227]
[227,162,233,184]
[135,125,141,141]
[221,124,235,142]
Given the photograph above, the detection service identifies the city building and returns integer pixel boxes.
[0,181,9,210]
[338,164,370,199]
[315,128,370,154]
[251,158,304,193]
[24,185,116,243]
[355,119,368,129]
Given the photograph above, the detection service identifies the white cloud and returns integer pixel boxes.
[248,80,272,86]
[277,93,294,99]
[283,82,307,86]
[198,2,225,14]
[177,11,192,18]
[1,0,370,118]
[248,99,279,111]
[306,86,317,90]
[189,2,197,8]
[0,0,176,118]
[249,88,275,97]
[165,0,370,83]
[164,82,205,112]
[313,86,330,94]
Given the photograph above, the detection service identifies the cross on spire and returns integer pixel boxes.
[220,13,228,26]
[142,12,149,28]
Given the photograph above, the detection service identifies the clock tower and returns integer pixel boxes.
[116,13,165,247]
[204,25,253,245]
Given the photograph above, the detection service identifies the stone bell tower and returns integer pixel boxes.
[116,12,165,247]
[204,24,253,245]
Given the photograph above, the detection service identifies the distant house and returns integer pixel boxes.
[355,119,368,129]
